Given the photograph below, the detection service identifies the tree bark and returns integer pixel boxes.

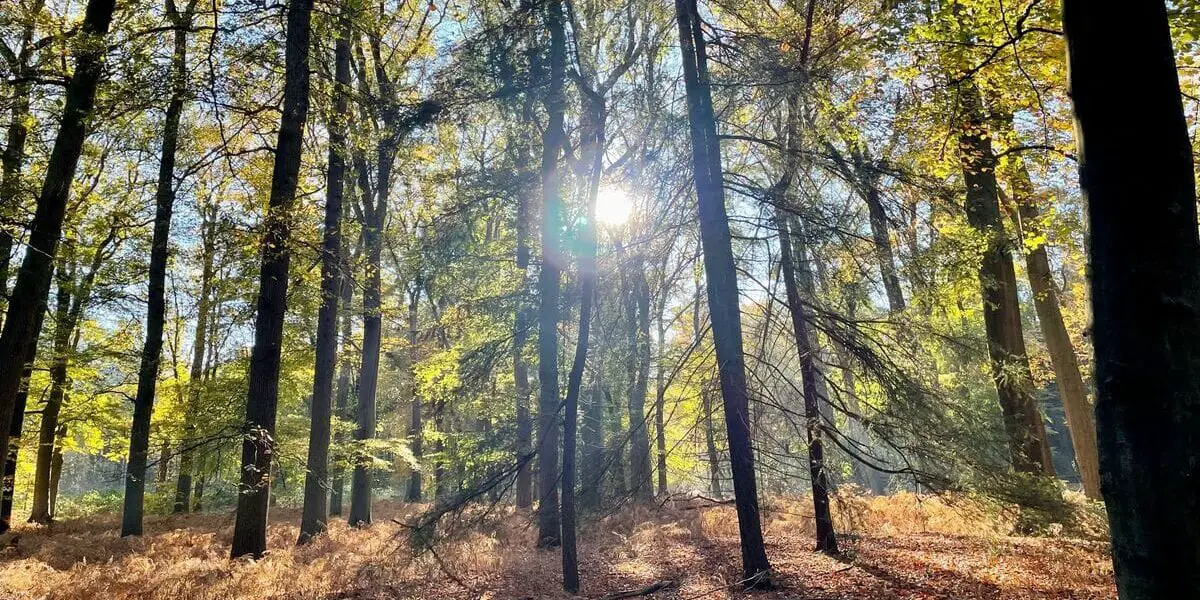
[404,284,423,501]
[230,0,314,557]
[674,0,771,585]
[122,0,195,536]
[999,135,1100,499]
[956,83,1053,477]
[47,424,64,518]
[534,0,567,549]
[298,5,351,543]
[1063,2,1200,596]
[0,0,117,501]
[1,305,44,530]
[29,268,73,524]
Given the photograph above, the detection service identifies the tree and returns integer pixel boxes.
[534,0,567,549]
[121,0,198,536]
[298,0,351,544]
[0,0,118,510]
[674,0,771,586]
[1063,1,1200,596]
[31,223,119,524]
[230,0,315,558]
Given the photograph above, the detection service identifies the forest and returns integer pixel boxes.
[0,0,1193,598]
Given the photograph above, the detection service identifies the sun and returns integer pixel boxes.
[595,186,633,226]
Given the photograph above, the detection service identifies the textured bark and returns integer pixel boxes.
[534,0,567,549]
[1,305,43,530]
[122,0,194,536]
[956,83,1053,477]
[0,0,117,499]
[298,7,351,544]
[674,0,771,585]
[1063,2,1200,596]
[1000,140,1101,500]
[230,0,314,557]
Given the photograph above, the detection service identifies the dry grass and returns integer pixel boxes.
[0,494,1115,599]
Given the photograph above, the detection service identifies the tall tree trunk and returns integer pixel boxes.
[122,0,195,536]
[298,6,351,543]
[534,0,567,549]
[230,0,314,557]
[175,206,216,513]
[405,284,423,501]
[580,378,604,510]
[29,271,72,524]
[674,0,771,585]
[559,78,602,593]
[1000,143,1101,499]
[626,256,653,503]
[1064,2,1200,596]
[513,301,533,508]
[655,309,668,497]
[0,77,32,322]
[0,0,117,501]
[329,232,355,516]
[779,212,839,553]
[861,175,904,313]
[1,306,44,530]
[955,83,1054,477]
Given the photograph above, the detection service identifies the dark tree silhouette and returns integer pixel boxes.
[230,0,315,558]
[1064,2,1200,596]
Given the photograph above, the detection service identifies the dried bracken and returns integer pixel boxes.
[0,495,1113,600]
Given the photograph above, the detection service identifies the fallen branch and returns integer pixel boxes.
[602,580,675,600]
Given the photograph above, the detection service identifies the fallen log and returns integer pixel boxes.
[602,580,675,600]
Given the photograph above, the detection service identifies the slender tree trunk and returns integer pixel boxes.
[0,0,117,498]
[329,234,355,516]
[861,176,905,313]
[778,211,839,553]
[230,0,314,557]
[955,83,1054,477]
[175,208,215,513]
[655,310,667,497]
[29,276,72,524]
[580,379,604,510]
[560,82,602,594]
[192,453,205,512]
[1064,2,1200,596]
[534,0,567,549]
[675,0,771,584]
[48,424,64,518]
[514,302,533,508]
[405,285,423,501]
[626,256,653,503]
[298,7,351,543]
[1005,157,1101,499]
[122,0,194,536]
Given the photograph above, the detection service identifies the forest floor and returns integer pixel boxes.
[0,493,1115,600]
